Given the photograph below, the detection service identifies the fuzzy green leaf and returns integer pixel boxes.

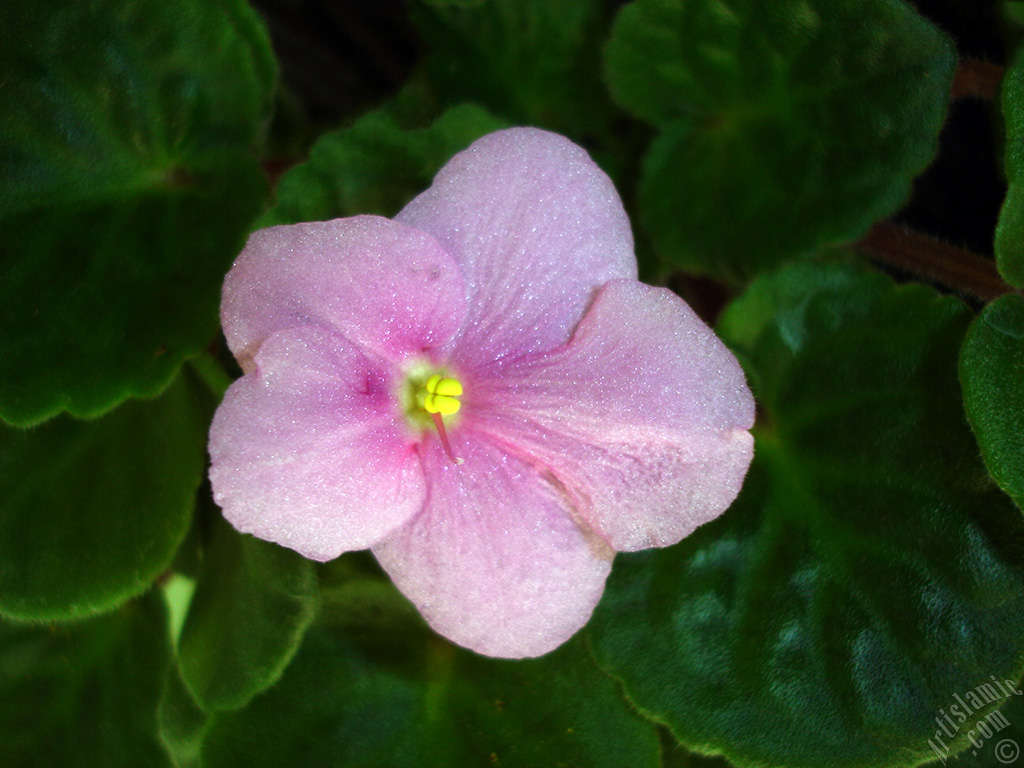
[589,261,1024,768]
[960,294,1024,510]
[177,516,319,712]
[410,0,615,139]
[0,592,173,768]
[918,691,1024,767]
[158,667,211,768]
[199,578,660,768]
[259,104,507,228]
[996,47,1024,288]
[0,373,210,621]
[605,0,954,280]
[0,0,275,425]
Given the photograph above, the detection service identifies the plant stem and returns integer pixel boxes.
[854,222,1018,302]
[189,352,233,400]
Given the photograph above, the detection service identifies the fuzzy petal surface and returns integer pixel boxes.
[221,215,466,371]
[395,128,636,367]
[471,280,755,552]
[209,325,425,561]
[373,434,613,658]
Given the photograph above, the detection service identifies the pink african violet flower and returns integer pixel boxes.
[209,127,755,658]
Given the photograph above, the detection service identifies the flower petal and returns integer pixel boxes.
[470,280,755,552]
[372,434,613,658]
[209,325,425,561]
[395,128,636,367]
[221,215,466,371]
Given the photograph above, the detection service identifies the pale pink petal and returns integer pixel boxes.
[469,280,755,552]
[209,325,425,561]
[372,434,613,658]
[221,215,466,371]
[395,128,636,367]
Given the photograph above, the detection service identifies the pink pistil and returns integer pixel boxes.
[431,412,463,465]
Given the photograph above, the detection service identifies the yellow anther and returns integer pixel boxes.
[420,375,463,416]
[402,366,465,464]
[424,394,461,416]
[432,377,463,397]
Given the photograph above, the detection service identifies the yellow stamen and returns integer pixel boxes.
[420,375,463,416]
[406,372,465,464]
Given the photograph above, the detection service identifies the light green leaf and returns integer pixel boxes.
[589,261,1024,768]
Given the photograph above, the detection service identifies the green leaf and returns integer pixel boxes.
[409,0,616,139]
[258,104,507,228]
[997,47,1024,288]
[919,690,1024,767]
[659,728,737,768]
[0,372,210,621]
[0,591,173,768]
[0,0,276,426]
[158,667,211,768]
[199,578,660,768]
[177,515,319,712]
[1009,2,1024,30]
[604,0,955,281]
[960,294,1024,510]
[419,0,486,7]
[589,261,1024,768]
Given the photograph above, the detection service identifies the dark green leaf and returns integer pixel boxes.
[0,591,173,768]
[410,0,616,139]
[659,729,737,768]
[919,690,1024,767]
[200,578,659,768]
[258,104,507,228]
[960,294,1024,510]
[605,0,954,281]
[1009,2,1024,29]
[177,516,319,712]
[0,373,210,621]
[420,0,486,7]
[158,667,210,768]
[997,47,1024,288]
[0,0,276,425]
[589,261,1024,768]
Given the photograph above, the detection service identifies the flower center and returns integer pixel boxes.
[402,365,465,465]
[416,374,463,417]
